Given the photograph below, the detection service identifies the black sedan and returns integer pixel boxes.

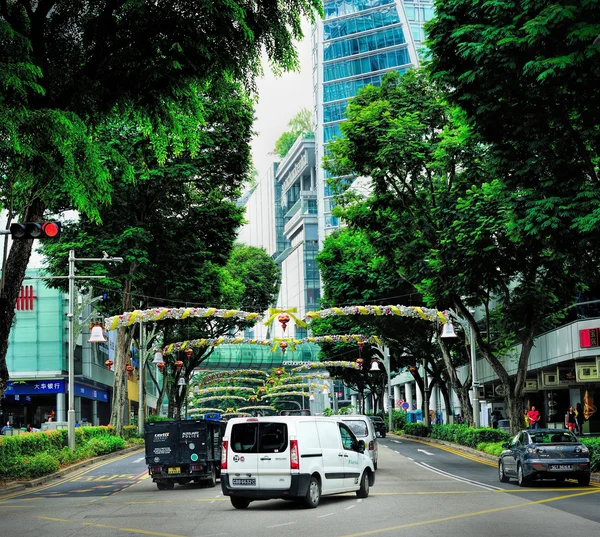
[369,416,387,438]
[498,429,591,486]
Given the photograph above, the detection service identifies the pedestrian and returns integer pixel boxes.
[565,406,577,433]
[527,406,541,429]
[26,424,33,433]
[523,409,530,428]
[575,403,585,434]
[1,420,12,434]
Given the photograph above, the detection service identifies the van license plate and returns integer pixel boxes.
[549,465,572,471]
[232,478,256,486]
[168,467,180,474]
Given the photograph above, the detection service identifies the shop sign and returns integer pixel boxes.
[579,328,600,348]
[4,380,65,395]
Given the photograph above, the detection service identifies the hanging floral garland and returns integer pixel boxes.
[292,361,360,372]
[188,408,225,416]
[237,405,276,412]
[268,390,310,398]
[195,386,256,396]
[163,337,274,355]
[268,383,311,392]
[305,305,447,324]
[279,373,330,382]
[195,395,248,405]
[291,334,380,345]
[104,307,262,331]
[221,412,253,418]
[198,370,268,385]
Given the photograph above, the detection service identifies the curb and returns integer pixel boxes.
[392,433,600,484]
[0,445,143,497]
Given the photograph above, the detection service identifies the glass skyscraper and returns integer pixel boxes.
[313,0,434,237]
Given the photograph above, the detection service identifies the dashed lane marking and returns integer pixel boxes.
[317,513,335,518]
[415,461,501,491]
[267,522,296,528]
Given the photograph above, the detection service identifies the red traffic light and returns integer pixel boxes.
[9,222,61,240]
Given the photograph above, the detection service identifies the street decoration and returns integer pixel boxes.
[195,386,256,396]
[305,305,448,324]
[237,406,276,413]
[269,390,310,398]
[198,370,268,385]
[292,361,361,372]
[263,307,306,328]
[195,395,248,405]
[104,307,262,331]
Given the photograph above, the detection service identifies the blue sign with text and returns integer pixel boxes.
[5,380,65,395]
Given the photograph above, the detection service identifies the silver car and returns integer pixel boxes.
[338,415,379,470]
[498,429,591,486]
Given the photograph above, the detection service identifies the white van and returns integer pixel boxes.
[220,416,375,509]
[337,415,378,470]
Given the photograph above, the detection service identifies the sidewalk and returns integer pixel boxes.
[0,445,144,497]
[394,433,600,484]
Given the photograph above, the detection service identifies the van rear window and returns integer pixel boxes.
[344,420,368,437]
[230,423,288,453]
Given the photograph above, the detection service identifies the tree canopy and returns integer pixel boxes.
[273,107,314,158]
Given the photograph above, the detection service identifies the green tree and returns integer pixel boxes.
[0,0,322,401]
[273,107,314,158]
[324,68,597,432]
[315,227,470,421]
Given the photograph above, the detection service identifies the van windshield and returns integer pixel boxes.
[343,420,368,437]
[231,422,288,453]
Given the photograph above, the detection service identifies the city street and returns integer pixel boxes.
[1,437,599,537]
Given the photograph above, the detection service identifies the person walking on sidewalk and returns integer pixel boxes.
[527,406,541,429]
[565,406,577,433]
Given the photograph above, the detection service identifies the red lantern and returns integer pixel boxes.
[126,364,135,375]
[278,313,291,332]
[356,357,364,370]
[409,365,417,372]
[174,360,184,372]
[184,348,193,360]
[269,379,275,385]
[357,340,365,356]
[105,359,113,371]
[275,369,283,377]
[157,362,165,372]
[279,341,288,354]
[259,387,265,395]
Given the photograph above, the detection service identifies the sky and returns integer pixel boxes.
[250,20,314,182]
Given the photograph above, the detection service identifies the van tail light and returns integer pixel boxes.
[369,441,374,451]
[221,440,228,470]
[290,440,300,470]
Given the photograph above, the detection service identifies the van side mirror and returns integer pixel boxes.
[357,440,365,453]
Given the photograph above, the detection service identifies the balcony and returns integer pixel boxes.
[284,193,318,239]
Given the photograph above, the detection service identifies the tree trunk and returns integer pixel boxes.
[0,201,45,399]
[110,327,130,435]
[438,335,473,425]
[438,379,452,424]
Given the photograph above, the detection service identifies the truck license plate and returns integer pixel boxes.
[232,478,256,486]
[549,464,572,471]
[168,467,181,474]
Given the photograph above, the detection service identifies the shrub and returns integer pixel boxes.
[391,410,407,431]
[581,438,600,473]
[404,423,429,437]
[145,415,173,423]
[477,441,505,457]
[122,425,139,440]
[454,427,510,448]
[0,456,28,480]
[431,424,466,442]
[23,452,60,478]
[86,435,126,456]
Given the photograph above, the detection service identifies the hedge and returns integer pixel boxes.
[0,426,123,482]
[404,423,429,437]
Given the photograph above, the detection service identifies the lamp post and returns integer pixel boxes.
[138,320,145,436]
[68,250,123,451]
[440,318,480,428]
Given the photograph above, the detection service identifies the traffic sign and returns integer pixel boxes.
[401,402,410,410]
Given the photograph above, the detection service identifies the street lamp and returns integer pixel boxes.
[440,318,480,428]
[68,250,123,450]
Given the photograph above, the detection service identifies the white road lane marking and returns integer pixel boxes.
[391,440,402,444]
[415,461,502,491]
[345,504,356,510]
[317,513,335,518]
[407,457,414,461]
[417,449,435,456]
[357,499,362,503]
[267,522,296,528]
[133,457,145,463]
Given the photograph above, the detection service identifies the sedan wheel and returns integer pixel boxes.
[498,461,510,483]
[517,464,530,487]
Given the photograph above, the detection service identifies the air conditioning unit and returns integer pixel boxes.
[541,371,559,387]
[523,379,538,392]
[576,363,600,382]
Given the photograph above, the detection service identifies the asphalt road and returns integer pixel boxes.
[1,437,599,537]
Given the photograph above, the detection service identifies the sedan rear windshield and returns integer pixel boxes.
[230,422,288,453]
[530,432,576,444]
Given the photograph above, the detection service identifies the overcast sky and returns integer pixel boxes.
[250,20,314,182]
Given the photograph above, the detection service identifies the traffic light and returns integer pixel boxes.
[9,222,61,240]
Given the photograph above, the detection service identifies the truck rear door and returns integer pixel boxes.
[228,421,259,490]
[145,421,178,468]
[178,420,208,468]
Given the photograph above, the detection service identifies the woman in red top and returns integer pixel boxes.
[527,406,541,429]
[565,406,577,432]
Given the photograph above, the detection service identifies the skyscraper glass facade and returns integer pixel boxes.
[314,0,433,235]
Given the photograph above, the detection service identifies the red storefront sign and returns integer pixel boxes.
[579,328,600,348]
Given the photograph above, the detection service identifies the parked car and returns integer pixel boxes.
[338,415,378,470]
[498,429,591,486]
[220,416,375,509]
[369,415,387,438]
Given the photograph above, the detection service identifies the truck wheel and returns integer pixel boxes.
[230,496,250,509]
[302,476,320,508]
[157,482,167,491]
[204,466,216,488]
[356,471,370,498]
[165,481,175,490]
